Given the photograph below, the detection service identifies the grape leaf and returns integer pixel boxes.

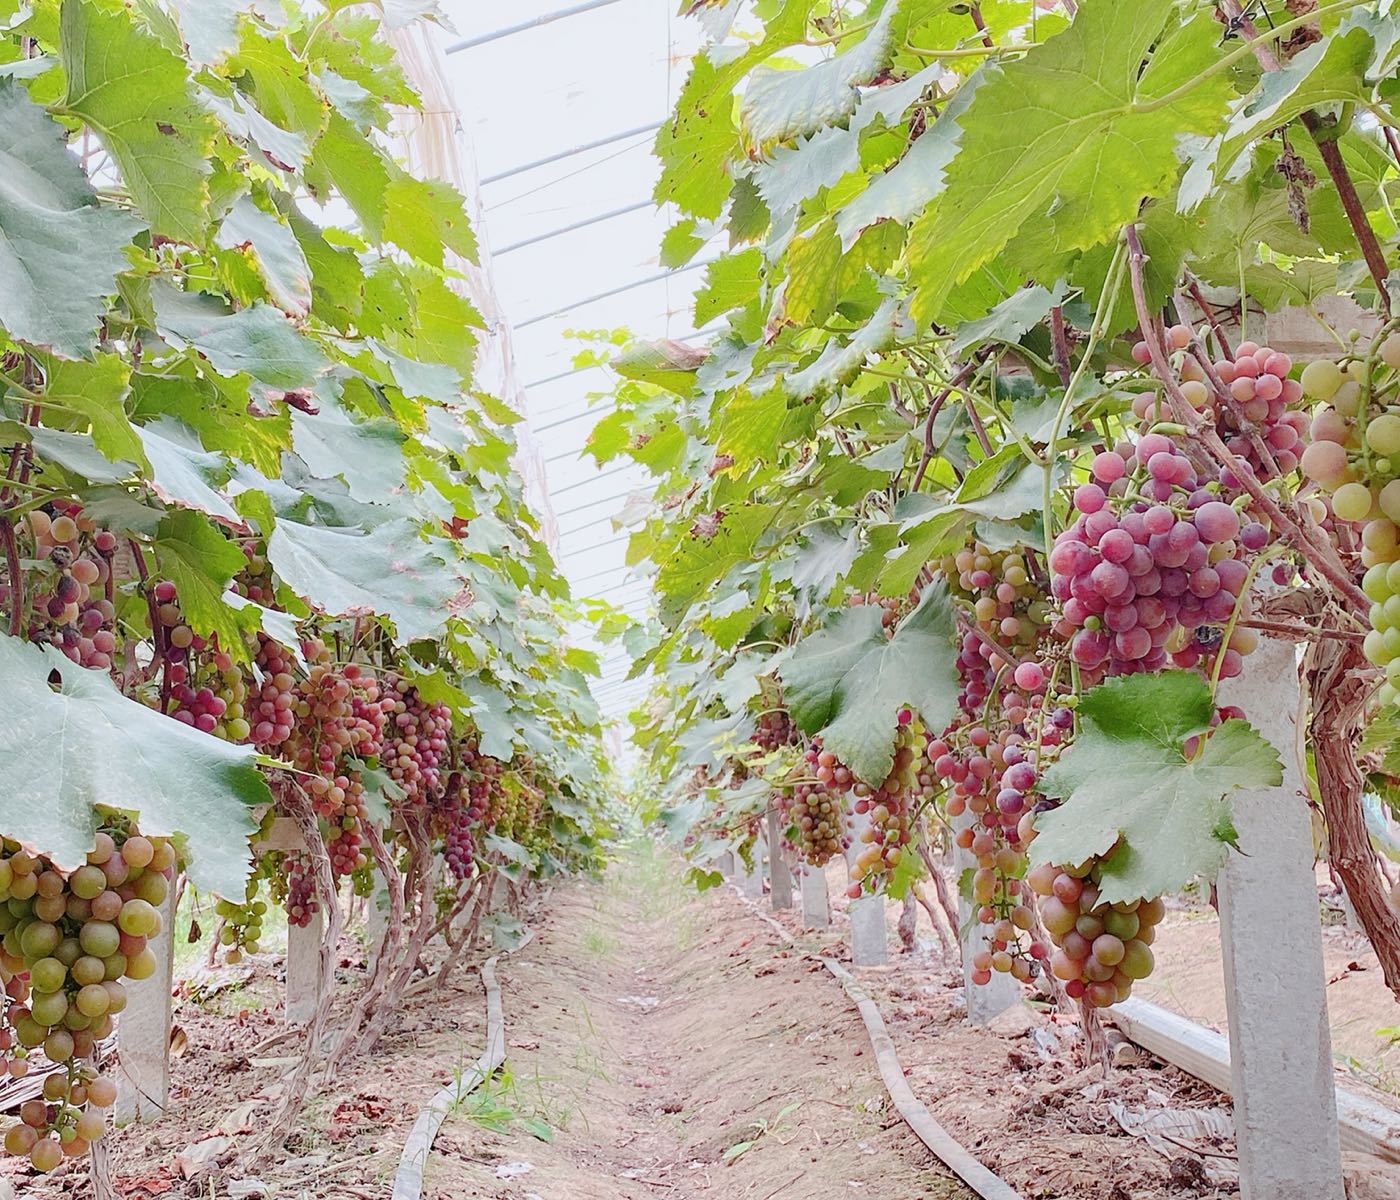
[752,123,861,222]
[34,352,141,466]
[949,282,1071,356]
[152,283,328,391]
[154,509,250,658]
[656,503,777,627]
[170,0,257,65]
[290,388,406,504]
[0,80,142,358]
[780,582,959,785]
[0,632,267,897]
[27,427,134,483]
[907,2,1231,324]
[1032,672,1283,905]
[216,195,312,317]
[740,5,896,146]
[266,517,467,645]
[784,296,903,398]
[61,0,215,241]
[834,68,983,250]
[1218,25,1374,169]
[383,173,477,269]
[137,418,241,525]
[308,112,390,239]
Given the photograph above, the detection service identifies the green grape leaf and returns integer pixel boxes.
[61,0,215,241]
[694,249,762,325]
[834,68,982,249]
[170,0,256,65]
[784,296,903,398]
[908,2,1231,324]
[653,54,740,221]
[266,517,466,645]
[201,84,309,174]
[740,5,897,146]
[27,427,135,483]
[1218,25,1374,169]
[0,80,142,358]
[34,352,141,467]
[152,283,328,391]
[154,509,250,658]
[215,195,312,317]
[221,590,305,669]
[137,418,241,525]
[752,123,861,222]
[1032,672,1283,905]
[290,388,407,504]
[656,503,777,627]
[308,112,390,239]
[383,173,477,268]
[780,582,959,786]
[949,281,1071,356]
[0,632,267,897]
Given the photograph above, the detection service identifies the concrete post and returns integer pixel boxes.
[1217,636,1345,1200]
[844,812,887,966]
[953,812,1018,1024]
[766,807,793,910]
[114,881,177,1123]
[285,908,324,1027]
[800,866,830,928]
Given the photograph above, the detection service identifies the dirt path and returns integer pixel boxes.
[423,842,971,1200]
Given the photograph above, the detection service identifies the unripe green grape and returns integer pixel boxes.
[20,921,60,961]
[70,955,105,986]
[29,957,66,994]
[15,1015,48,1047]
[117,898,158,937]
[1334,481,1374,522]
[75,984,109,1018]
[42,1029,74,1063]
[78,921,119,958]
[1301,358,1344,399]
[101,952,127,981]
[1334,380,1364,417]
[30,988,68,1027]
[1366,630,1388,665]
[1381,481,1400,525]
[1383,334,1400,370]
[126,947,157,980]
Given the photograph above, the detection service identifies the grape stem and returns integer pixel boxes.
[1216,0,1392,315]
[1183,276,1235,361]
[1239,617,1367,643]
[1123,222,1373,617]
[959,617,1028,671]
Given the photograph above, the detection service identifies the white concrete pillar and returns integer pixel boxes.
[114,880,177,1124]
[737,838,764,899]
[1217,636,1344,1200]
[844,813,887,966]
[766,808,793,910]
[800,866,830,929]
[284,907,323,1027]
[953,812,1017,1023]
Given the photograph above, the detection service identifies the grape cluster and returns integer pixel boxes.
[752,709,795,752]
[19,509,118,671]
[168,646,248,740]
[1049,435,1259,683]
[250,637,299,748]
[788,744,848,866]
[846,716,919,897]
[1294,337,1400,701]
[0,829,172,1171]
[1025,863,1164,1008]
[438,772,478,881]
[283,853,319,929]
[1134,332,1308,483]
[214,878,269,965]
[941,542,1048,651]
[382,676,452,805]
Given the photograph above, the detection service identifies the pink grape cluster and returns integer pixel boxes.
[284,854,319,929]
[19,510,119,670]
[251,637,299,747]
[382,676,453,805]
[846,716,919,896]
[439,773,478,881]
[791,743,850,867]
[1049,434,1262,682]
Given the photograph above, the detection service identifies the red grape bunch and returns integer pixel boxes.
[1049,434,1261,684]
[785,743,848,866]
[382,675,453,805]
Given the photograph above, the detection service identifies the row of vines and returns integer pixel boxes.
[0,0,613,1180]
[605,0,1400,1046]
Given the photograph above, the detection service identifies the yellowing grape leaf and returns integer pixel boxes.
[1032,672,1282,905]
